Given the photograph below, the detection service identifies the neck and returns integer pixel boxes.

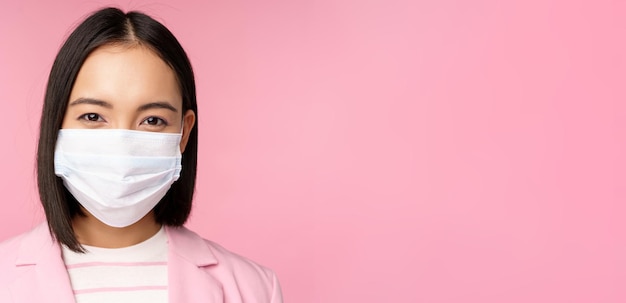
[72,210,161,248]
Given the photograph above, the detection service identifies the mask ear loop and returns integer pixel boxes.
[177,121,186,154]
[179,119,186,135]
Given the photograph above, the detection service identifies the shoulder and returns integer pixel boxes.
[0,224,43,263]
[0,235,22,286]
[0,224,47,284]
[0,231,23,269]
[166,226,283,302]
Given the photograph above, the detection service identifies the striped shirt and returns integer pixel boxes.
[61,227,168,303]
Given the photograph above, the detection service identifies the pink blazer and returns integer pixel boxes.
[0,223,283,302]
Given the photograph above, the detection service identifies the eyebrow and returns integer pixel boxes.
[69,98,113,108]
[137,102,178,113]
[68,98,178,113]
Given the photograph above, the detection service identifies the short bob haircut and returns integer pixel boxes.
[37,7,198,252]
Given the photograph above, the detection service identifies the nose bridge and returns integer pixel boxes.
[110,107,137,130]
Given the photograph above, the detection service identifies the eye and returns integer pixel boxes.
[142,116,168,127]
[79,113,104,122]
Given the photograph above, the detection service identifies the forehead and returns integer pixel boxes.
[69,44,182,107]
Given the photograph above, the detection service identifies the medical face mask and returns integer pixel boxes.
[54,129,182,228]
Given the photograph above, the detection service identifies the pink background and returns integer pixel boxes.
[1,0,624,302]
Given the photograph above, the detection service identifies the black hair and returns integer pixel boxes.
[37,7,198,252]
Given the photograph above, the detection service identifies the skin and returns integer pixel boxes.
[62,44,196,248]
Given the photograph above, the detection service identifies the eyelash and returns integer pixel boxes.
[77,114,169,127]
[79,113,105,122]
[141,116,169,127]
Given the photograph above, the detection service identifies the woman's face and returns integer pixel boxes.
[62,44,195,151]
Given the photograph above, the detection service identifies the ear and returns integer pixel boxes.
[179,109,196,153]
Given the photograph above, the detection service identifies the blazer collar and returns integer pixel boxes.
[10,223,223,303]
[165,225,224,302]
[165,225,218,267]
[15,223,59,266]
[11,223,76,303]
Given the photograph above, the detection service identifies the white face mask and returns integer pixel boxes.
[54,129,182,228]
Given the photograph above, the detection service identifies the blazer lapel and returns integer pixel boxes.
[9,224,223,303]
[9,223,75,303]
[166,226,224,303]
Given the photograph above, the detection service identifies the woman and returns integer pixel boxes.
[0,7,283,303]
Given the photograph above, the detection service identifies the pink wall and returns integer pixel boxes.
[1,0,624,302]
